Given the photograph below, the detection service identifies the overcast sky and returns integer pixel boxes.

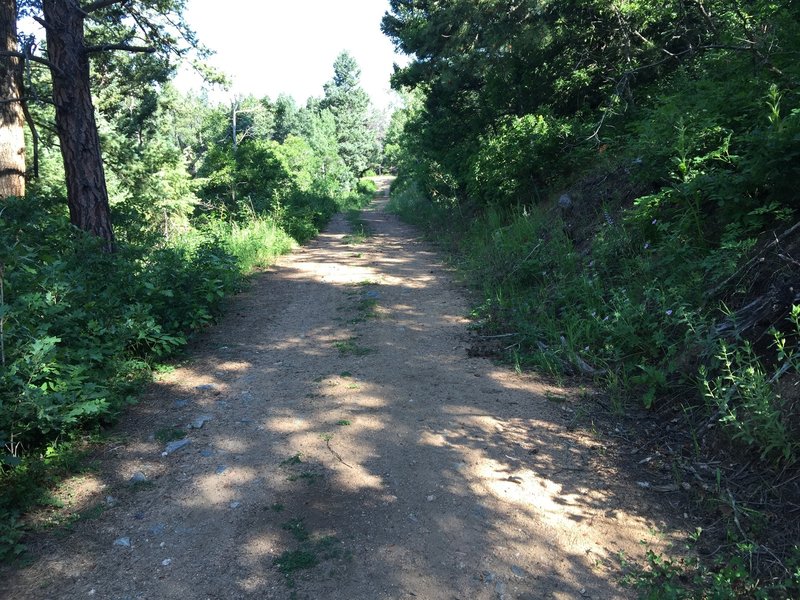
[176,0,409,109]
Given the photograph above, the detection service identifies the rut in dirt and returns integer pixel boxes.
[4,178,682,600]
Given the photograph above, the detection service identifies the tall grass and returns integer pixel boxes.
[207,217,297,274]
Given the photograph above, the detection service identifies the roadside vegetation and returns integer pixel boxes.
[383,1,800,596]
[0,6,381,560]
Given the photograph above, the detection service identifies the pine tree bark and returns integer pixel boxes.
[42,0,115,250]
[0,0,25,199]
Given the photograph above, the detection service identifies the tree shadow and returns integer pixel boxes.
[2,189,688,599]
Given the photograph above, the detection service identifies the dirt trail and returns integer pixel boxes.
[4,178,682,599]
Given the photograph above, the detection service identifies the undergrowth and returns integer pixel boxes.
[0,185,374,562]
[387,75,800,594]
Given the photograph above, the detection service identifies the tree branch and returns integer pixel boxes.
[20,98,40,180]
[85,44,156,54]
[82,0,130,14]
[0,95,55,106]
[31,16,54,31]
[0,50,58,71]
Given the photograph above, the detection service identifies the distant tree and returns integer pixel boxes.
[273,94,299,143]
[296,107,350,192]
[230,95,275,152]
[0,0,25,198]
[320,51,379,177]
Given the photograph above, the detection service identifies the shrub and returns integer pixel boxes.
[356,177,378,195]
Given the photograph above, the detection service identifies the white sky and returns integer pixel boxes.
[177,0,409,109]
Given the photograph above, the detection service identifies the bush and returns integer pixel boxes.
[356,177,378,195]
[0,196,300,468]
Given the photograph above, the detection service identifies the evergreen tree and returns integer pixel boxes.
[320,51,379,177]
[8,0,198,249]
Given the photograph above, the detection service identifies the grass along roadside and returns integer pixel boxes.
[387,181,800,597]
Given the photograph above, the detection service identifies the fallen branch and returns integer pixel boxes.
[326,438,353,469]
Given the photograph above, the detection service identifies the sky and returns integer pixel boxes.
[176,0,409,110]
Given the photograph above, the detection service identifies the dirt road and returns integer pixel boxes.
[4,178,680,599]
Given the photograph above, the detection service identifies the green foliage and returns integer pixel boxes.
[321,51,381,177]
[274,548,318,575]
[333,338,371,356]
[356,177,377,196]
[154,427,186,444]
[624,547,800,599]
[0,196,235,457]
[208,216,296,273]
[385,0,800,593]
[384,0,800,427]
[0,438,89,562]
[468,114,588,207]
[702,321,800,465]
[0,194,309,561]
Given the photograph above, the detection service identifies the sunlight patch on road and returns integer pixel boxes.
[278,259,378,286]
[429,411,671,575]
[263,415,311,433]
[184,467,260,507]
[214,360,251,373]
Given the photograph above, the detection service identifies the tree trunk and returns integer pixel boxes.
[42,0,115,250]
[0,0,25,199]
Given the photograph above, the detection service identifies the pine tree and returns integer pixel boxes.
[0,0,26,198]
[320,51,379,177]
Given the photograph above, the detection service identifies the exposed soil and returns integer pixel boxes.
[3,178,687,599]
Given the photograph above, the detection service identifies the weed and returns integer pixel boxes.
[270,503,285,512]
[280,453,303,467]
[622,548,783,599]
[282,518,310,542]
[316,535,343,560]
[0,439,93,560]
[333,338,372,356]
[357,297,379,310]
[701,338,797,465]
[544,391,567,403]
[0,511,26,562]
[343,228,368,246]
[274,549,318,575]
[274,521,345,586]
[129,480,156,492]
[154,427,186,444]
[75,504,106,522]
[353,297,379,322]
[337,420,351,426]
[287,471,321,485]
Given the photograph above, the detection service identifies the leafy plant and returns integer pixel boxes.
[333,338,372,356]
